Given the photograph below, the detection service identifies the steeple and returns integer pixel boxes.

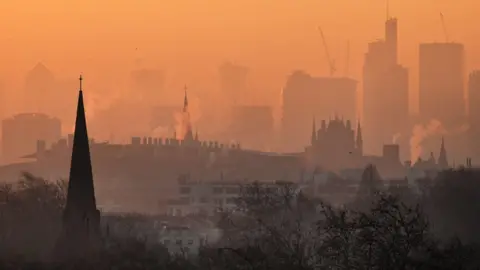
[438,136,448,169]
[183,85,189,113]
[182,85,194,141]
[311,116,317,145]
[64,74,97,211]
[356,120,363,156]
[55,75,100,259]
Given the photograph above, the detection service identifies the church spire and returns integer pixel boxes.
[438,136,448,169]
[183,85,189,113]
[55,75,100,259]
[182,85,194,141]
[65,74,97,211]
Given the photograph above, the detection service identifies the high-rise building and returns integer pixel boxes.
[130,68,165,105]
[24,63,56,114]
[385,18,398,66]
[219,62,249,106]
[468,70,480,124]
[1,113,61,163]
[419,43,465,128]
[228,105,274,151]
[281,71,357,152]
[466,70,480,161]
[363,17,409,157]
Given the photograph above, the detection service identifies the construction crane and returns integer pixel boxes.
[440,12,449,42]
[344,40,350,77]
[318,26,336,77]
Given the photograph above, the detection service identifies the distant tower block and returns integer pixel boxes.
[219,62,249,106]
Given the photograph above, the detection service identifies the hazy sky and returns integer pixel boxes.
[0,0,478,110]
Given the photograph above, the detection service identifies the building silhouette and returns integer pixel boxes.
[438,137,449,170]
[228,105,274,151]
[468,70,480,124]
[363,17,409,157]
[219,62,249,106]
[182,87,194,142]
[130,67,165,105]
[467,70,480,160]
[55,75,100,259]
[419,42,465,128]
[306,118,363,171]
[2,113,61,164]
[24,63,55,114]
[281,71,357,152]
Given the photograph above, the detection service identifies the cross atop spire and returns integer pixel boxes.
[79,74,83,91]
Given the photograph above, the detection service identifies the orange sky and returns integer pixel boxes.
[0,0,478,113]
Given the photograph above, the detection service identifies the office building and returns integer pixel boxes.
[363,17,409,157]
[281,71,357,152]
[419,43,465,128]
[228,105,274,150]
[2,113,61,163]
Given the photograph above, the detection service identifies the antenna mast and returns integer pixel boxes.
[440,13,449,42]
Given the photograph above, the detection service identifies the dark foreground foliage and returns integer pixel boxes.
[0,169,480,269]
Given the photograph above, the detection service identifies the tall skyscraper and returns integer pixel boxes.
[228,105,274,151]
[219,62,249,106]
[281,71,357,152]
[2,113,61,163]
[55,75,100,259]
[363,17,409,157]
[385,18,398,66]
[468,70,480,124]
[24,63,55,114]
[419,43,465,128]
[467,70,480,161]
[130,68,165,105]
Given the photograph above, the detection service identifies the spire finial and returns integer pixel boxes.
[79,74,83,91]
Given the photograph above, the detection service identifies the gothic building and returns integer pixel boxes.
[306,117,363,170]
[413,137,449,172]
[54,75,101,259]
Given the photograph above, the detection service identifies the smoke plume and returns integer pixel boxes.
[392,133,401,144]
[151,125,172,138]
[409,119,446,162]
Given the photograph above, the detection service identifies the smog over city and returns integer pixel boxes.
[0,0,479,268]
